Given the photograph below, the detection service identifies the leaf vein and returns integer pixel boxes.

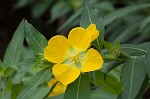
[128,58,136,99]
[26,23,44,52]
[121,47,147,53]
[20,69,49,99]
[85,4,92,24]
[10,32,20,66]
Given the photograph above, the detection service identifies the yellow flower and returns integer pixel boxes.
[44,24,103,85]
[48,78,66,97]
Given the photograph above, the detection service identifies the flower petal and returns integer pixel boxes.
[86,24,99,41]
[44,35,70,63]
[80,48,103,72]
[68,27,92,52]
[52,64,80,85]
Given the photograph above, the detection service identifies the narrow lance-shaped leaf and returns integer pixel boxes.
[140,16,150,32]
[28,87,50,99]
[145,50,150,78]
[17,68,52,99]
[24,20,47,53]
[57,10,80,32]
[117,22,150,44]
[3,19,24,67]
[117,22,140,43]
[80,2,105,52]
[31,0,52,18]
[121,57,145,99]
[64,74,91,99]
[104,4,150,26]
[48,2,70,23]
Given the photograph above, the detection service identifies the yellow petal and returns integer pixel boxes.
[48,78,66,97]
[44,35,70,63]
[68,27,92,52]
[52,63,80,85]
[86,24,99,41]
[80,48,103,72]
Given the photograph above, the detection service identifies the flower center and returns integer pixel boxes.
[70,55,79,62]
[64,47,86,69]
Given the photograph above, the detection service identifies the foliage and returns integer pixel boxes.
[0,0,150,99]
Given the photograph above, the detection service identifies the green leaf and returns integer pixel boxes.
[11,82,23,99]
[5,80,12,92]
[103,40,122,57]
[117,74,149,99]
[17,68,52,99]
[137,42,150,50]
[145,50,150,78]
[24,20,47,53]
[17,58,37,72]
[3,19,24,67]
[28,86,50,99]
[104,4,150,26]
[4,67,13,77]
[98,62,121,80]
[120,44,148,56]
[91,88,117,99]
[135,74,149,99]
[20,47,33,60]
[140,16,150,32]
[115,39,120,49]
[31,0,52,18]
[103,40,114,51]
[121,57,146,99]
[14,0,31,9]
[57,10,80,32]
[93,70,122,95]
[1,80,12,99]
[80,2,105,52]
[64,74,91,99]
[115,17,150,43]
[0,64,4,78]
[44,81,58,98]
[48,2,70,23]
[49,94,64,99]
[117,92,122,99]
[104,61,123,82]
[120,42,150,57]
[117,22,140,43]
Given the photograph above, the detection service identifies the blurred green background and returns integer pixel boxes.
[0,0,150,60]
